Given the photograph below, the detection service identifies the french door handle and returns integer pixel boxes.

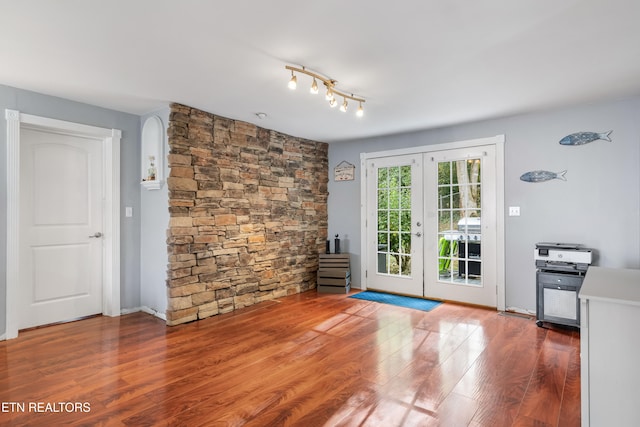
[89,232,103,238]
[414,232,422,237]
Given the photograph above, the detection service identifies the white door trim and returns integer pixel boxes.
[5,109,121,339]
[360,134,506,310]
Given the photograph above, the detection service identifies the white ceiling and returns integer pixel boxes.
[2,1,639,143]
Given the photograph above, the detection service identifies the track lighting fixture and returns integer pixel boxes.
[285,65,365,117]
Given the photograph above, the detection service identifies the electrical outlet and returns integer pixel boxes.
[508,206,520,216]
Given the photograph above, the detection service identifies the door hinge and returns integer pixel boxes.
[366,270,368,278]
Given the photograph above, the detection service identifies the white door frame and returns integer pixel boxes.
[360,135,506,311]
[5,109,121,339]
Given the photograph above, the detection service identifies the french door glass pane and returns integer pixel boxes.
[376,165,412,277]
[437,158,482,285]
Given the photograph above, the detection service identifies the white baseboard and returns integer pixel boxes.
[506,306,535,316]
[140,306,167,321]
[121,306,167,321]
[120,306,141,315]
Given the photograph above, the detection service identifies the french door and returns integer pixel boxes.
[424,146,497,306]
[365,144,498,307]
[365,154,424,295]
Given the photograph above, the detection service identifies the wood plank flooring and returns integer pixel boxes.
[0,291,580,426]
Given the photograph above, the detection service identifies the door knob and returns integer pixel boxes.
[414,232,422,237]
[89,232,103,238]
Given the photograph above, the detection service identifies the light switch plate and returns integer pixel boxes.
[125,207,133,217]
[508,206,520,216]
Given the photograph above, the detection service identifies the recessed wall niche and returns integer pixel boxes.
[141,115,164,190]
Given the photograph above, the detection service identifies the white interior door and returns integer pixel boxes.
[424,146,497,307]
[19,128,104,329]
[365,154,424,296]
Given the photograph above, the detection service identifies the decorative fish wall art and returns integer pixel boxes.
[520,170,567,183]
[559,130,612,146]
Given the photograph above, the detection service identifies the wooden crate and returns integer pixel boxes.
[317,254,350,293]
[318,253,350,268]
[317,283,351,294]
[318,269,351,286]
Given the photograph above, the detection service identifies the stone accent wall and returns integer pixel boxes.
[165,103,329,325]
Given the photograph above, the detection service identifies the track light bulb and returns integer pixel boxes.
[339,98,348,112]
[288,72,297,90]
[325,88,333,101]
[356,102,364,117]
[329,97,337,108]
[310,78,319,94]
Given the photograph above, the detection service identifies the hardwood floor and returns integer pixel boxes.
[0,290,580,426]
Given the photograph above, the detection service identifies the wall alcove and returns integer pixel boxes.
[141,115,164,190]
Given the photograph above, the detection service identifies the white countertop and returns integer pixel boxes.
[579,266,640,306]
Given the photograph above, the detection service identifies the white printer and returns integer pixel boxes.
[534,242,592,272]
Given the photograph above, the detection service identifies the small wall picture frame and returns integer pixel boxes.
[334,160,356,181]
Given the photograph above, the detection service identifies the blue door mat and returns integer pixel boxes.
[349,291,442,312]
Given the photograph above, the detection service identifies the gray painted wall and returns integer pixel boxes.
[140,107,170,316]
[2,84,638,332]
[328,96,640,313]
[0,84,141,335]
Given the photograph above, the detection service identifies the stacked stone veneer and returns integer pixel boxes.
[165,103,328,325]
